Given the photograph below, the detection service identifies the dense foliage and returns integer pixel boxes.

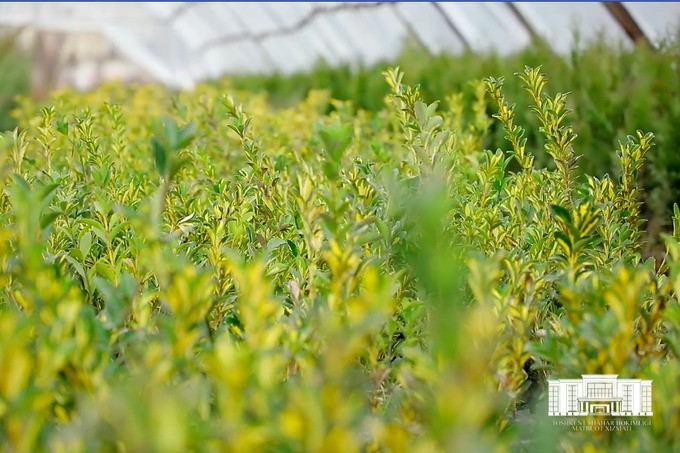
[233,36,680,256]
[0,30,30,132]
[0,65,679,452]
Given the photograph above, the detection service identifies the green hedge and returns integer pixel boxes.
[231,36,680,256]
[0,62,679,451]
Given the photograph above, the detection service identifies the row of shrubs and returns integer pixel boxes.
[0,58,678,451]
[3,32,679,255]
[232,35,680,258]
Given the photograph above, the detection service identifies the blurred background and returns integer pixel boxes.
[1,3,678,94]
[1,2,680,256]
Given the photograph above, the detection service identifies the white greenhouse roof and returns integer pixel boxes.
[1,2,679,89]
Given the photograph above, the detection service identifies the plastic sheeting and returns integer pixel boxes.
[1,2,678,89]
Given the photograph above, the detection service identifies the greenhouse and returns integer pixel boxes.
[1,2,680,452]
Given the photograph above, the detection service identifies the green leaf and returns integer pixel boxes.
[550,204,572,225]
[554,231,572,257]
[162,115,179,150]
[376,218,391,242]
[286,240,299,257]
[94,260,116,282]
[319,122,353,164]
[414,100,427,124]
[39,182,60,204]
[56,118,69,136]
[322,160,340,180]
[265,237,287,255]
[177,122,197,149]
[79,231,92,257]
[578,213,601,237]
[168,157,189,182]
[64,254,87,283]
[152,138,167,176]
[39,211,60,230]
[10,173,30,191]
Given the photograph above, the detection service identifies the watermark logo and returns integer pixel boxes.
[548,374,652,417]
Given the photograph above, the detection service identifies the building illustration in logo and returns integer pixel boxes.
[548,374,652,416]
